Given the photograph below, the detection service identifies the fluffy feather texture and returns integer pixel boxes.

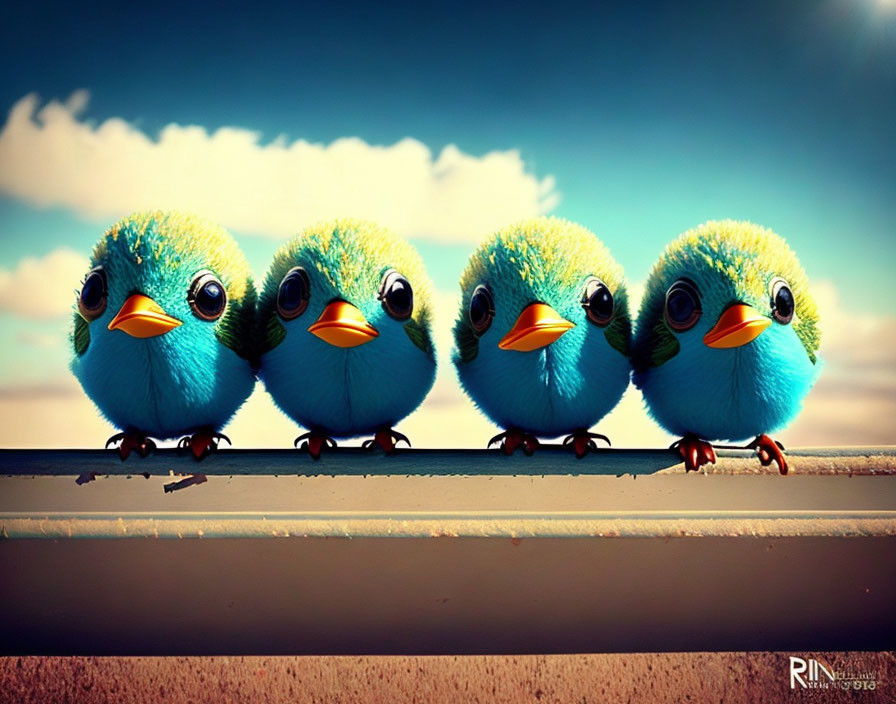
[257,219,436,437]
[70,211,256,438]
[453,216,631,436]
[632,220,821,441]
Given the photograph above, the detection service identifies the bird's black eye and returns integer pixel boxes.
[664,279,702,332]
[378,269,414,321]
[277,267,311,320]
[469,284,495,335]
[78,267,107,321]
[582,277,614,326]
[770,277,794,324]
[188,271,227,321]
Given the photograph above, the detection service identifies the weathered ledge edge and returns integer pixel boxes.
[1,446,895,476]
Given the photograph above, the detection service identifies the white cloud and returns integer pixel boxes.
[0,247,85,319]
[0,92,558,243]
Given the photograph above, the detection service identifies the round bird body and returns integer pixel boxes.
[632,220,821,473]
[453,217,632,456]
[70,211,256,459]
[256,220,436,457]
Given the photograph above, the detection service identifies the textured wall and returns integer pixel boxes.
[1,653,893,704]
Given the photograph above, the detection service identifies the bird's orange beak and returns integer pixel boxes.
[703,303,771,349]
[308,301,379,348]
[498,302,574,352]
[107,293,182,338]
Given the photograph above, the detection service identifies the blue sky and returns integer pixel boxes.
[1,0,894,293]
[0,0,893,446]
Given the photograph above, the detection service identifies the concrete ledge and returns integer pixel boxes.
[1,450,894,655]
[2,533,894,653]
[2,473,896,538]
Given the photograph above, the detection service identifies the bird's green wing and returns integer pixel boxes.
[633,318,680,373]
[214,277,257,361]
[453,315,479,364]
[404,316,434,358]
[603,288,632,356]
[794,312,820,365]
[648,320,680,367]
[604,315,631,356]
[259,313,287,357]
[72,313,90,357]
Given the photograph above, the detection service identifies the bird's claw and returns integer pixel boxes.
[362,428,411,453]
[489,428,539,456]
[295,432,337,460]
[672,434,717,472]
[106,431,156,461]
[562,429,611,459]
[177,430,230,461]
[748,434,788,475]
[392,430,411,448]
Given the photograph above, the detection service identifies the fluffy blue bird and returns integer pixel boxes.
[70,211,256,460]
[632,220,821,473]
[452,217,632,457]
[256,219,437,458]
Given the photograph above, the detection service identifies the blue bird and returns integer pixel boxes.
[256,219,437,458]
[70,211,256,460]
[452,217,632,457]
[632,220,821,473]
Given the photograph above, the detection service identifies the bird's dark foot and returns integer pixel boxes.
[747,434,788,475]
[362,428,411,453]
[295,431,337,460]
[670,434,717,472]
[489,428,540,456]
[106,431,156,461]
[177,429,231,461]
[562,429,611,459]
